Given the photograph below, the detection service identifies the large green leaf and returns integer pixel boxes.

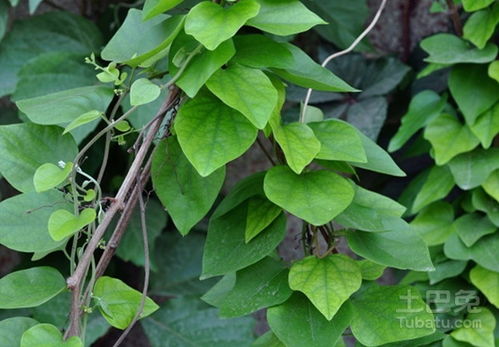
[335,185,408,232]
[470,265,499,308]
[33,162,73,193]
[449,64,499,125]
[232,34,295,69]
[451,308,495,347]
[273,122,321,174]
[245,197,282,243]
[0,267,65,309]
[463,3,499,49]
[247,0,325,35]
[472,188,499,226]
[21,324,83,347]
[264,166,354,226]
[267,294,352,347]
[169,32,236,97]
[0,11,102,97]
[48,208,96,241]
[454,213,497,247]
[206,64,277,129]
[347,229,434,271]
[289,254,361,320]
[420,34,498,64]
[462,0,495,12]
[389,90,446,152]
[308,119,366,163]
[202,202,286,278]
[0,317,38,347]
[351,285,435,346]
[175,90,257,177]
[0,123,77,192]
[205,257,292,317]
[444,232,499,272]
[185,0,260,50]
[93,276,159,330]
[151,137,224,235]
[483,170,499,202]
[101,9,184,67]
[0,191,70,253]
[143,0,184,19]
[470,103,499,149]
[448,148,499,190]
[424,113,479,165]
[412,165,455,213]
[141,297,254,347]
[411,201,455,246]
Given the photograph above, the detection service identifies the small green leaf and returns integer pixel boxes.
[273,122,321,174]
[247,0,326,35]
[151,137,225,235]
[175,90,257,176]
[454,213,497,247]
[0,317,38,346]
[483,170,499,202]
[488,60,499,82]
[114,120,131,132]
[347,229,434,271]
[267,294,352,347]
[357,260,386,280]
[412,165,455,213]
[428,260,468,285]
[470,265,499,308]
[462,0,495,12]
[289,254,362,320]
[444,232,499,272]
[206,64,278,129]
[350,285,435,346]
[411,201,455,246]
[21,324,83,347]
[463,3,499,49]
[130,78,161,106]
[33,162,73,193]
[0,267,65,309]
[389,90,446,152]
[264,166,354,226]
[185,0,260,50]
[202,202,286,278]
[143,0,184,20]
[470,103,499,149]
[308,119,366,163]
[83,189,96,202]
[448,148,499,190]
[252,331,285,347]
[94,276,159,330]
[63,110,102,135]
[245,197,281,243]
[420,33,498,64]
[449,64,499,125]
[451,308,495,347]
[48,208,96,241]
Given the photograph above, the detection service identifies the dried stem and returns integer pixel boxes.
[446,0,463,36]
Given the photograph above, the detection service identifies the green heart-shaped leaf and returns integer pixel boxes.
[130,78,161,106]
[264,166,354,225]
[21,323,83,347]
[48,208,96,241]
[33,162,73,193]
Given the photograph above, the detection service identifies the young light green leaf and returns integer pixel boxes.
[444,232,499,272]
[21,324,83,347]
[463,3,499,49]
[449,64,499,125]
[470,103,499,149]
[357,260,386,281]
[351,285,435,346]
[273,122,321,174]
[264,166,354,226]
[0,317,38,347]
[289,254,362,320]
[48,208,96,241]
[94,276,159,330]
[202,202,286,278]
[247,0,326,35]
[175,90,257,177]
[0,123,77,193]
[488,60,499,82]
[448,148,499,190]
[454,213,497,247]
[420,34,498,64]
[0,267,65,309]
[451,308,495,347]
[185,0,260,50]
[267,294,353,347]
[143,0,184,20]
[130,78,161,106]
[412,165,455,213]
[63,110,102,135]
[470,265,499,308]
[206,64,278,129]
[423,113,480,165]
[308,119,366,163]
[211,257,292,317]
[245,197,282,243]
[411,201,455,246]
[101,9,185,67]
[114,120,130,132]
[389,90,446,152]
[347,229,434,271]
[151,137,225,235]
[33,162,73,193]
[483,170,499,202]
[462,0,495,12]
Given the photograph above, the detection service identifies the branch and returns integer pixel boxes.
[300,0,388,122]
[446,0,463,36]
